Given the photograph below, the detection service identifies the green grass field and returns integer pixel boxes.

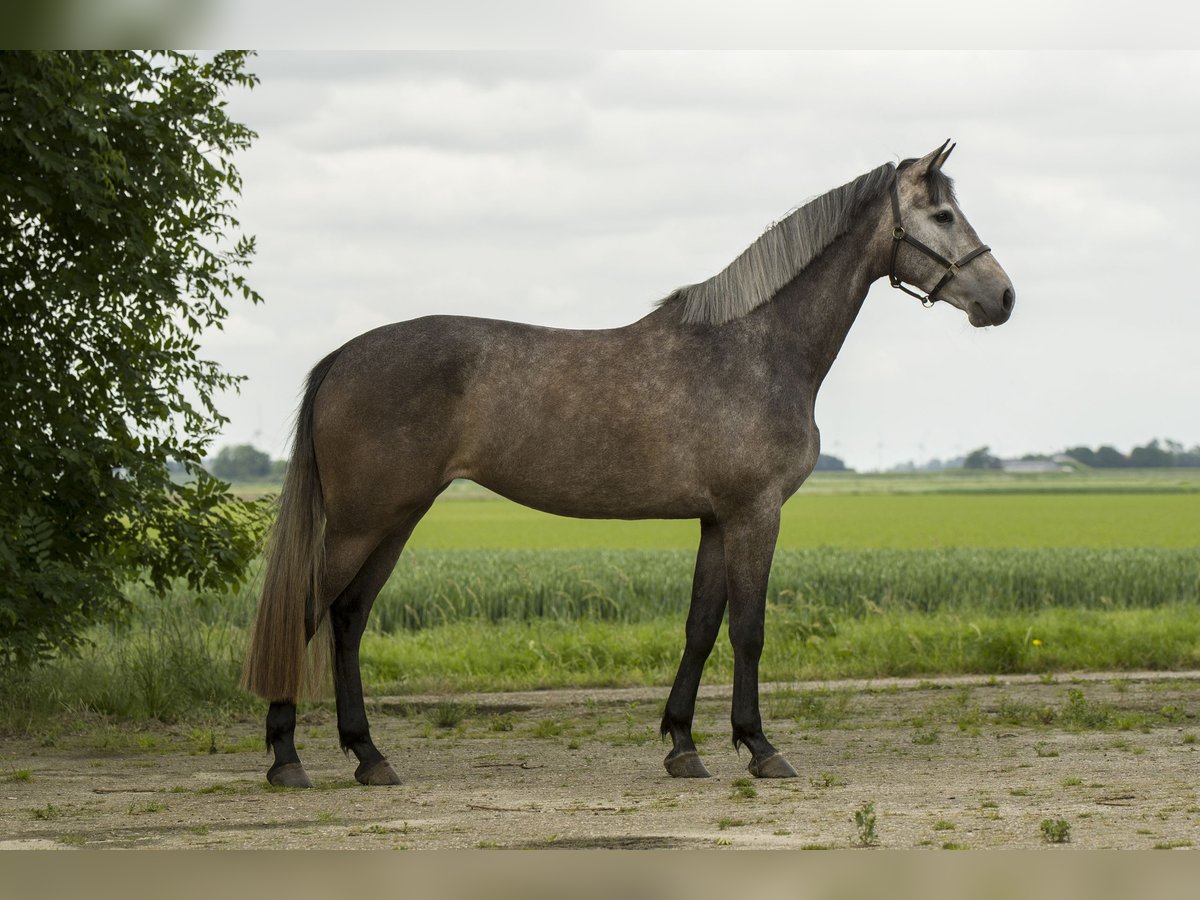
[3,469,1197,724]
[407,491,1199,550]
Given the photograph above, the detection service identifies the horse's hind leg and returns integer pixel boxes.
[659,520,726,777]
[265,527,389,788]
[329,504,433,785]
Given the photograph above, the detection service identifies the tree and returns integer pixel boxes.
[1128,439,1171,468]
[0,51,268,668]
[963,446,1002,470]
[211,444,272,482]
[1094,445,1127,468]
[814,453,849,472]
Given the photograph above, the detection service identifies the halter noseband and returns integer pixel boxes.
[888,177,991,307]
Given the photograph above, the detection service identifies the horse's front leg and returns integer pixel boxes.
[722,502,797,778]
[660,519,726,777]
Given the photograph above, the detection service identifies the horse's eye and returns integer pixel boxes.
[933,210,954,225]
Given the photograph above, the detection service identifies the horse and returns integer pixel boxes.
[242,141,1015,787]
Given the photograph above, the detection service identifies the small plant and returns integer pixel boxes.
[489,713,515,732]
[57,834,86,846]
[3,769,33,783]
[1061,776,1083,787]
[1152,840,1193,850]
[1040,818,1071,844]
[717,817,747,830]
[1183,733,1197,745]
[1033,742,1059,758]
[941,841,966,850]
[426,702,471,729]
[912,728,940,746]
[854,801,878,847]
[933,820,956,831]
[730,778,757,800]
[531,719,564,738]
[31,803,64,820]
[810,772,845,789]
[127,801,167,815]
[981,800,999,809]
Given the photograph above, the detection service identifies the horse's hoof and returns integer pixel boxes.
[664,749,711,778]
[747,752,798,779]
[355,757,401,786]
[267,762,313,788]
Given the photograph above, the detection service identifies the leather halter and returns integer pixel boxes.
[888,177,991,307]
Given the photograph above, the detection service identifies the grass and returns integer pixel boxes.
[404,490,1200,551]
[1,471,1196,724]
[1040,818,1072,844]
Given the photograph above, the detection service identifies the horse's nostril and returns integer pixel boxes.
[1001,288,1015,313]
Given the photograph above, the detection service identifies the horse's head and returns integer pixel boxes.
[889,142,1014,327]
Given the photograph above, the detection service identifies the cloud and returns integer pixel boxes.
[210,49,1200,467]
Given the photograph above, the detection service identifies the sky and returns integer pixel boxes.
[203,48,1200,471]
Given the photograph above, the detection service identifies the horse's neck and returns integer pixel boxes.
[761,199,890,391]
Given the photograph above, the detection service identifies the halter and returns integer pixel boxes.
[888,177,991,307]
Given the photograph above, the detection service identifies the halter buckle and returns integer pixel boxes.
[892,226,905,240]
[921,296,936,308]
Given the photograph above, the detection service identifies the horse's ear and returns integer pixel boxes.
[917,139,952,174]
[931,141,955,172]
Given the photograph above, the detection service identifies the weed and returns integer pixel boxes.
[1059,689,1111,729]
[58,834,86,846]
[717,817,747,830]
[933,820,956,831]
[715,837,732,846]
[1040,819,1071,844]
[531,719,564,739]
[810,773,846,789]
[426,702,472,729]
[189,825,210,836]
[3,769,33,783]
[854,801,878,847]
[1153,840,1193,850]
[31,803,64,820]
[942,842,966,850]
[1062,776,1083,787]
[1183,733,1197,745]
[489,713,515,732]
[1033,742,1059,758]
[981,800,998,809]
[730,778,757,800]
[912,728,940,745]
[127,801,167,815]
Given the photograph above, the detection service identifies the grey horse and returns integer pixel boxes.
[242,141,1015,787]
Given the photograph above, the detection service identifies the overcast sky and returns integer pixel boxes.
[207,50,1200,471]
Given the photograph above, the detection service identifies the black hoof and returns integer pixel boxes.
[747,752,798,779]
[267,762,313,788]
[355,757,401,786]
[664,749,711,778]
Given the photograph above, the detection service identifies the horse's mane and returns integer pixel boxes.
[660,159,953,326]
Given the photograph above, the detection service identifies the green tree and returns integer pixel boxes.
[963,446,1002,470]
[0,51,268,668]
[1128,439,1171,468]
[1094,445,1127,468]
[211,444,271,482]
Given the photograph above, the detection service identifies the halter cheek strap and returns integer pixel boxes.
[888,178,991,307]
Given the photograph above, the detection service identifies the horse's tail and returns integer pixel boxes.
[241,350,341,702]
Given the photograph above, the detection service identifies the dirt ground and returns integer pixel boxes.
[2,671,1198,850]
